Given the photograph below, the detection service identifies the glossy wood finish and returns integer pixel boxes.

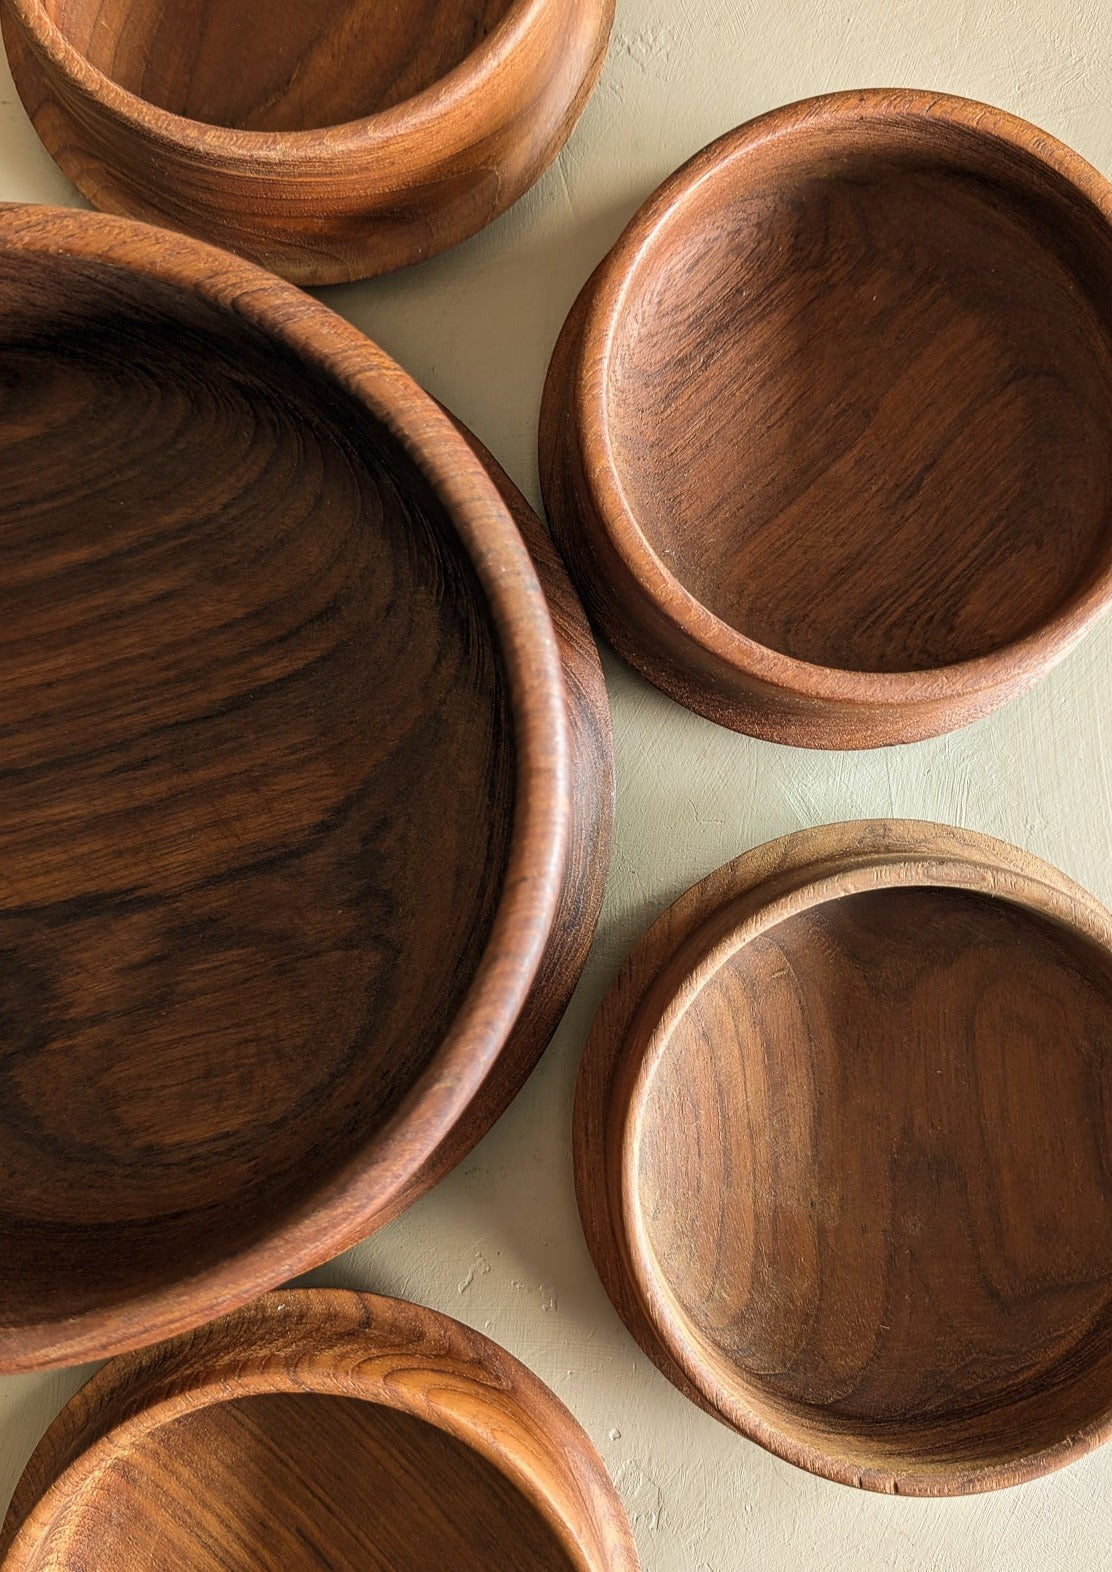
[576,821,1112,1492]
[0,203,612,1374]
[1,0,615,283]
[0,1290,640,1570]
[541,90,1112,747]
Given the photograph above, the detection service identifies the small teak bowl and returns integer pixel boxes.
[541,90,1112,747]
[0,203,613,1374]
[576,821,1112,1493]
[1,0,615,283]
[0,1289,640,1571]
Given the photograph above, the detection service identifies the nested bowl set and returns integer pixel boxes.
[2,0,1112,1563]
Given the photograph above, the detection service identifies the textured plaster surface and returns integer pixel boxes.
[5,3,1112,1566]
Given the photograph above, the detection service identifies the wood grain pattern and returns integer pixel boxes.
[47,0,517,128]
[0,204,612,1374]
[575,820,1112,1493]
[1,0,615,283]
[540,89,1112,747]
[382,418,615,1226]
[0,1289,640,1570]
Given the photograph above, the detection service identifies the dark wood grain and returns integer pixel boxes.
[0,1290,640,1570]
[575,821,1112,1492]
[0,204,612,1374]
[373,421,615,1228]
[541,89,1112,747]
[1,0,615,283]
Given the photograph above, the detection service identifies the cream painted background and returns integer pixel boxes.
[3,3,1112,1568]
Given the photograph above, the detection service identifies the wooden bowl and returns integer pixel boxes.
[0,1289,640,1570]
[1,0,614,284]
[576,820,1112,1493]
[0,203,613,1374]
[541,90,1112,748]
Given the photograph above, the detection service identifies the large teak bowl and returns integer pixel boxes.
[0,1290,640,1570]
[541,90,1112,747]
[1,0,615,283]
[576,821,1112,1492]
[0,203,613,1373]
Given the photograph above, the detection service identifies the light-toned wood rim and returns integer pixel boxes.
[566,89,1112,707]
[0,1290,640,1572]
[3,0,552,157]
[575,819,1112,1494]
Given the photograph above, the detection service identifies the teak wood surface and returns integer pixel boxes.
[0,203,612,1374]
[575,820,1112,1493]
[540,89,1112,748]
[0,1289,640,1570]
[1,0,615,282]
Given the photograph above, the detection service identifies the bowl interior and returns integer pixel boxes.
[633,883,1112,1477]
[42,0,517,129]
[30,1393,578,1569]
[0,250,514,1335]
[604,115,1112,672]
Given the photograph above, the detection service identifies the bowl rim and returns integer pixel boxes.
[580,819,1112,1494]
[0,1289,637,1572]
[574,87,1112,706]
[3,0,553,157]
[0,203,570,1370]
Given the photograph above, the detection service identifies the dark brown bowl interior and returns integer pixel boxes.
[67,1393,576,1570]
[635,883,1112,1478]
[0,251,513,1335]
[42,0,516,129]
[605,117,1112,672]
